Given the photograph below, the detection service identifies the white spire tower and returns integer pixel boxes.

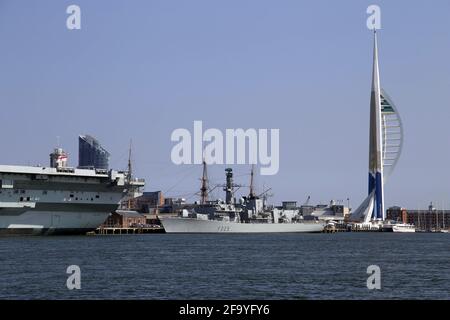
[368,30,385,221]
[351,29,404,224]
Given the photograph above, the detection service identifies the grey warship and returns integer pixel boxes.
[160,165,325,233]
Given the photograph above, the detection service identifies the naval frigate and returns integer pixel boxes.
[0,147,144,235]
[160,164,325,233]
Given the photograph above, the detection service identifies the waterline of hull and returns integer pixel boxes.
[160,217,325,233]
[0,210,110,235]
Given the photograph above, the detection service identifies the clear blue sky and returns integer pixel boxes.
[1,0,450,209]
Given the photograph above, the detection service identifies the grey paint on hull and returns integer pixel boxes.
[0,203,118,215]
[0,228,95,236]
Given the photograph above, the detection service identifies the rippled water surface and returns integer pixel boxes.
[0,233,449,299]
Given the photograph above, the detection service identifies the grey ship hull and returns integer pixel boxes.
[160,217,325,233]
[0,165,130,235]
[0,209,115,235]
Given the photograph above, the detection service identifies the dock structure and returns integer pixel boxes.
[95,226,164,235]
[348,224,382,232]
[323,223,382,233]
[323,224,346,233]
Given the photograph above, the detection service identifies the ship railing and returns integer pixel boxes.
[56,167,75,173]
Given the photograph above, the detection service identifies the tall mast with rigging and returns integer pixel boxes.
[127,140,133,209]
[249,164,256,199]
[127,139,133,182]
[200,160,209,205]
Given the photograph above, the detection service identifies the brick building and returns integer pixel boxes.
[133,191,165,213]
[103,210,146,228]
[387,204,450,231]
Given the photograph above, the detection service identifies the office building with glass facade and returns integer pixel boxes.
[78,135,110,170]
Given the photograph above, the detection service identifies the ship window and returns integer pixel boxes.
[19,197,23,202]
[75,197,78,200]
[70,194,74,198]
[26,197,30,201]
[95,195,100,199]
[91,198,94,201]
[42,190,47,195]
[21,190,25,194]
[14,190,19,194]
[1,179,14,189]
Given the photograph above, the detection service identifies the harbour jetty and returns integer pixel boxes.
[95,226,164,235]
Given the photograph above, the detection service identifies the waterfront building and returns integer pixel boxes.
[387,205,450,231]
[128,191,165,213]
[78,135,110,170]
[103,210,146,228]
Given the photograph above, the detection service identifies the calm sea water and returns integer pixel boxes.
[0,233,449,300]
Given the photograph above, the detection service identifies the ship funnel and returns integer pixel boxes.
[224,168,234,205]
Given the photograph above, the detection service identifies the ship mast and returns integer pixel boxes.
[127,140,133,210]
[249,165,256,199]
[200,160,209,205]
[127,139,133,182]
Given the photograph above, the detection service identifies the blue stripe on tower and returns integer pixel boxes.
[368,172,376,194]
[368,172,377,220]
[375,171,384,220]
